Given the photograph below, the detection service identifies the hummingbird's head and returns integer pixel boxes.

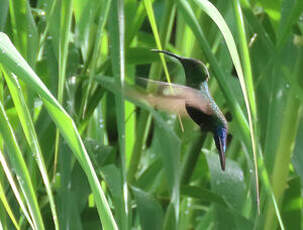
[152,49,209,88]
[213,125,228,171]
[178,58,209,87]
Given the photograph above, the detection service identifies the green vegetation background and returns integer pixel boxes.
[0,0,302,229]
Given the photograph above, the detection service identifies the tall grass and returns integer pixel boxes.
[0,0,302,229]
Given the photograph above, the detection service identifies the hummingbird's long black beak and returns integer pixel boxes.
[151,49,184,61]
[218,139,226,171]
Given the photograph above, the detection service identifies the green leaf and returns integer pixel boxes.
[180,185,228,207]
[0,0,8,31]
[132,186,164,230]
[100,165,126,230]
[153,118,180,222]
[8,0,38,65]
[293,120,303,187]
[257,0,282,27]
[281,177,302,230]
[278,0,303,47]
[206,153,246,211]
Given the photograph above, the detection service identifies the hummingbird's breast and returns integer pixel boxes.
[185,105,215,132]
[185,81,227,132]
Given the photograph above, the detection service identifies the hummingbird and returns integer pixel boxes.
[129,50,228,170]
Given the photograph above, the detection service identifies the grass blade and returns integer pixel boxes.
[0,32,118,230]
[144,0,181,223]
[8,0,38,65]
[3,69,59,230]
[0,179,20,230]
[0,103,44,230]
[79,0,112,118]
[108,0,128,229]
[144,0,173,84]
[132,186,164,230]
[189,0,260,212]
[0,149,33,229]
[53,0,73,180]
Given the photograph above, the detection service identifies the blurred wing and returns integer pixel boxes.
[126,78,212,116]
